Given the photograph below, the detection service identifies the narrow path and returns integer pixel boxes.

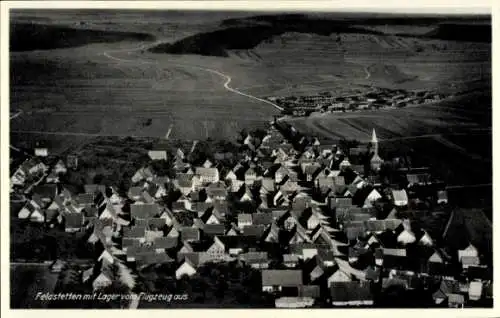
[164,123,173,140]
[190,140,198,153]
[364,66,371,80]
[103,42,284,112]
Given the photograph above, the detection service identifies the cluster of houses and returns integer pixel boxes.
[267,88,447,117]
[10,121,491,308]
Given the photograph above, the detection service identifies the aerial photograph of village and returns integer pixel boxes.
[8,5,492,309]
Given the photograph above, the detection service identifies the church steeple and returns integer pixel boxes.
[370,129,383,172]
[371,129,378,156]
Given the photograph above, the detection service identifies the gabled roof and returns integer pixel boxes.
[461,256,480,266]
[171,201,186,211]
[364,219,402,232]
[392,189,408,202]
[205,184,228,198]
[406,173,431,185]
[123,226,146,238]
[200,209,221,223]
[75,193,94,206]
[333,197,353,208]
[213,201,229,216]
[261,270,303,286]
[154,236,178,249]
[260,178,275,193]
[133,166,155,180]
[382,248,407,257]
[239,251,269,264]
[252,212,274,226]
[122,238,141,248]
[128,187,143,199]
[283,254,300,263]
[203,224,226,236]
[428,250,444,263]
[350,164,365,176]
[330,281,373,302]
[180,227,200,242]
[181,252,201,267]
[84,184,106,195]
[238,213,253,224]
[176,173,194,187]
[33,184,58,199]
[438,279,460,295]
[190,202,212,214]
[130,203,161,219]
[145,182,160,197]
[217,235,258,250]
[65,213,84,228]
[136,252,174,266]
[147,218,166,229]
[152,176,170,186]
[304,163,322,176]
[195,167,218,179]
[242,225,266,238]
[448,293,465,304]
[386,208,398,219]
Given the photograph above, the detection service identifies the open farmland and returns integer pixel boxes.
[10,11,490,143]
[286,91,491,141]
[286,90,491,186]
[10,41,280,141]
[10,10,283,142]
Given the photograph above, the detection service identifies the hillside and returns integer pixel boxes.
[10,22,155,52]
[149,14,491,58]
[422,23,491,43]
[149,22,383,57]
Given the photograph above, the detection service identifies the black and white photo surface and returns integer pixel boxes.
[7,4,492,310]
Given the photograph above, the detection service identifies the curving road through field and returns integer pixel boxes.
[103,42,284,112]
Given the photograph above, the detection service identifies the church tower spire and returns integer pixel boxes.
[371,129,378,156]
[370,129,383,172]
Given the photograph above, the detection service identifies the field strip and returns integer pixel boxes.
[103,42,284,112]
[433,134,487,162]
[237,77,342,92]
[380,129,491,142]
[12,130,146,138]
[446,183,492,190]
